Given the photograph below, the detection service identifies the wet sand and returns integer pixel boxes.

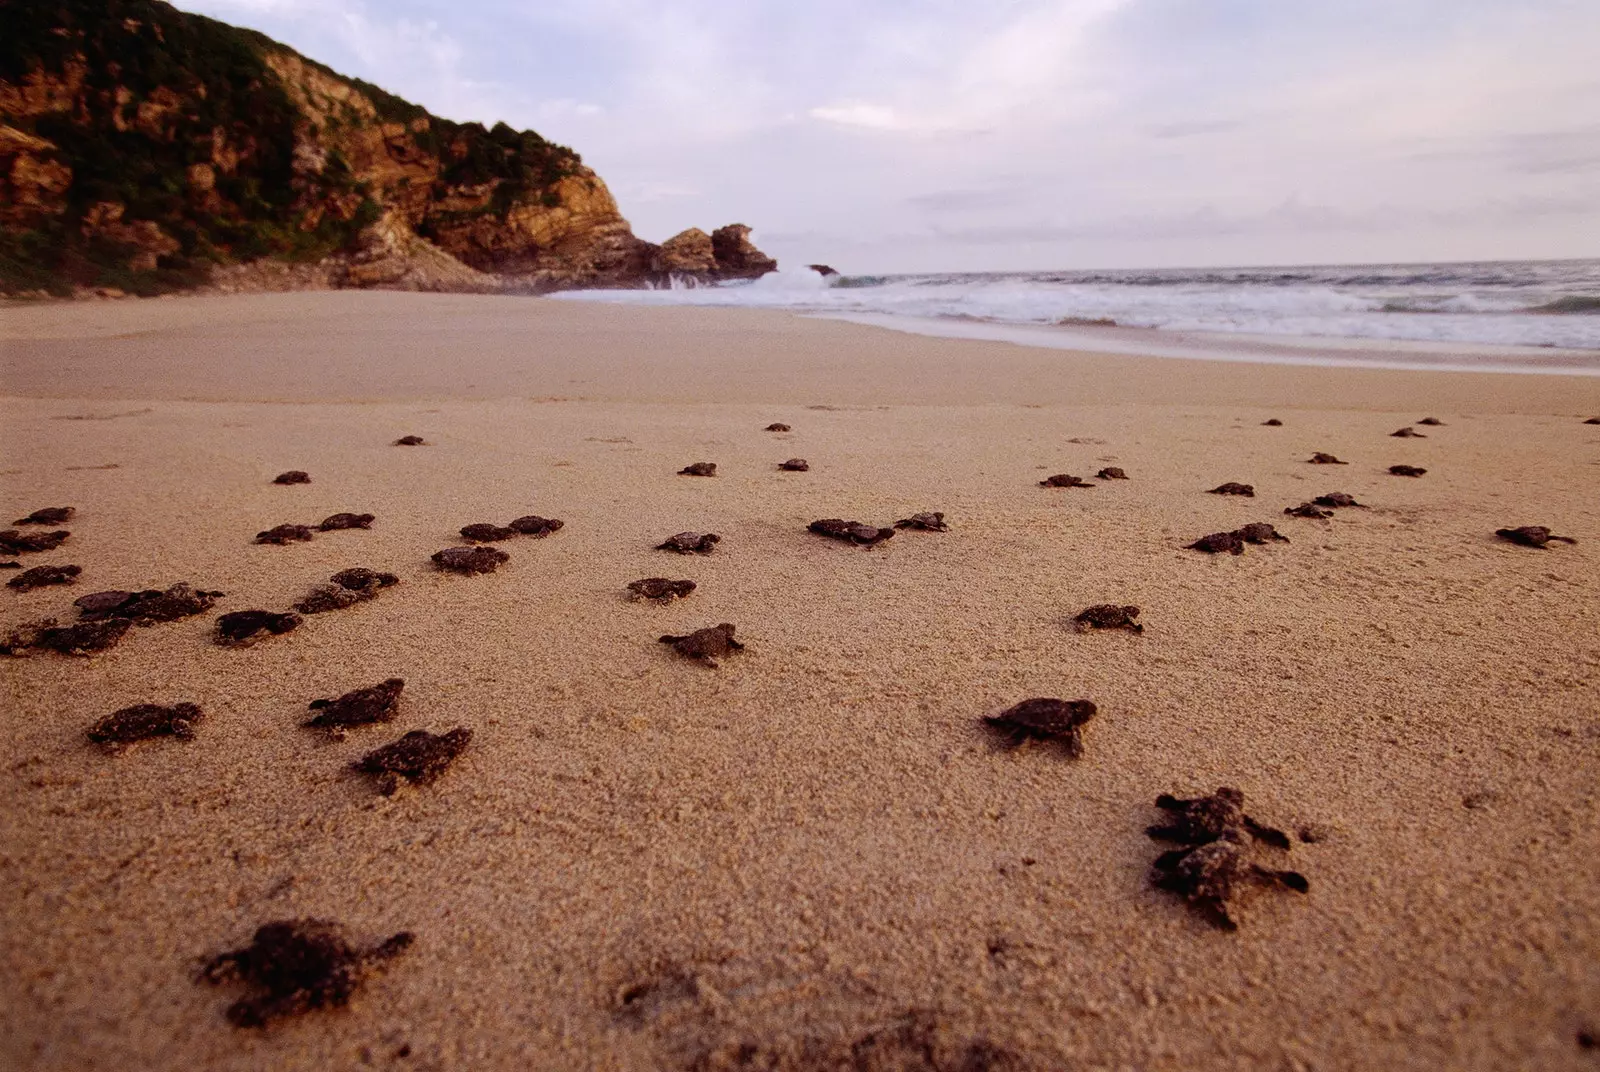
[2,292,1598,1070]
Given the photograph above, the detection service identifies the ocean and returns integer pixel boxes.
[553,258,1600,374]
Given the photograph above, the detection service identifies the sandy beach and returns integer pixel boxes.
[2,292,1597,1071]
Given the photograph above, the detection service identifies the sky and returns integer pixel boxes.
[174,0,1600,273]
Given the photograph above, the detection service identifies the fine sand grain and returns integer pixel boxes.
[1,293,1598,1070]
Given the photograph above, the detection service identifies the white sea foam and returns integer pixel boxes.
[553,259,1600,370]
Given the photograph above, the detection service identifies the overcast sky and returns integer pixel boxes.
[176,0,1600,273]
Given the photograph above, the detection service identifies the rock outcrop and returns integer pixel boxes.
[0,0,775,297]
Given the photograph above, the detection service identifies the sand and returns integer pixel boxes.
[1,292,1597,1071]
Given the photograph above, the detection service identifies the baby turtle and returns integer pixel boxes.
[305,677,405,731]
[1586,417,1600,425]
[1390,426,1426,438]
[1151,834,1308,931]
[628,578,696,603]
[778,459,810,472]
[1308,453,1347,465]
[1096,467,1129,480]
[894,512,948,531]
[7,564,81,590]
[1039,474,1094,488]
[319,513,374,531]
[459,523,518,543]
[1416,417,1444,426]
[75,583,222,622]
[330,567,400,593]
[1388,465,1427,477]
[199,919,414,1028]
[657,532,720,555]
[1072,604,1143,634]
[272,471,311,485]
[764,423,791,432]
[432,546,509,573]
[1147,787,1291,848]
[216,610,302,646]
[659,623,744,667]
[1284,502,1334,519]
[1186,531,1244,555]
[1236,522,1290,544]
[394,435,426,446]
[255,524,314,545]
[87,702,203,750]
[352,727,472,795]
[1495,526,1576,548]
[983,698,1097,758]
[35,618,132,655]
[1261,419,1283,426]
[1311,492,1365,509]
[0,529,70,554]
[508,515,563,536]
[808,519,895,546]
[1208,482,1255,496]
[13,506,74,525]
[678,462,717,477]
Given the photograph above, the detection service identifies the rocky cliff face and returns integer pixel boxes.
[0,0,775,296]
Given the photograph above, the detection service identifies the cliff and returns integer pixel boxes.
[0,0,775,297]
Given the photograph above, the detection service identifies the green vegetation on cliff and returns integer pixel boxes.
[0,0,582,294]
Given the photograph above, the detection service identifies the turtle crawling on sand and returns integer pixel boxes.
[1039,474,1094,488]
[627,578,696,603]
[1096,467,1129,480]
[459,523,517,543]
[809,518,895,546]
[330,567,400,593]
[34,618,132,655]
[1235,523,1290,544]
[983,698,1097,758]
[1495,526,1576,548]
[1390,427,1426,438]
[1311,492,1365,509]
[305,677,405,731]
[1262,419,1283,426]
[659,623,744,667]
[76,583,222,623]
[1072,604,1143,634]
[433,546,509,573]
[199,919,414,1028]
[678,462,717,477]
[1586,417,1600,425]
[1147,787,1307,930]
[1417,417,1444,426]
[1308,453,1347,465]
[657,532,720,555]
[1186,531,1245,555]
[1284,503,1335,519]
[13,506,74,526]
[394,435,426,446]
[0,529,70,555]
[1147,787,1291,848]
[255,524,314,545]
[353,728,472,795]
[1388,465,1427,477]
[318,513,374,531]
[765,423,791,432]
[272,471,311,485]
[88,703,203,750]
[778,459,810,472]
[894,512,948,531]
[508,515,563,536]
[1208,483,1255,497]
[216,610,302,646]
[7,564,81,591]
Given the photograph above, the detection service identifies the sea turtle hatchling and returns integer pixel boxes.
[1416,417,1444,426]
[764,423,791,432]
[1284,503,1334,519]
[1096,467,1129,480]
[0,530,70,555]
[1390,427,1426,438]
[199,919,414,1028]
[627,578,696,603]
[659,623,744,667]
[318,513,374,531]
[1039,474,1094,488]
[1311,492,1365,509]
[678,462,717,476]
[1146,787,1291,848]
[459,523,518,543]
[272,471,311,485]
[808,519,895,546]
[1235,523,1290,544]
[13,506,74,525]
[657,532,720,554]
[305,677,405,731]
[432,546,510,573]
[1150,834,1308,931]
[894,512,948,531]
[216,610,302,646]
[1208,483,1255,496]
[7,564,81,590]
[352,728,472,795]
[1072,604,1143,634]
[508,515,563,536]
[1308,453,1347,465]
[255,524,314,545]
[394,435,426,446]
[778,459,810,472]
[1186,531,1245,555]
[1388,465,1427,477]
[983,698,1098,758]
[87,703,203,750]
[1495,526,1576,548]
[75,582,222,622]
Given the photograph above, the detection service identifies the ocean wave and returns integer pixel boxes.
[553,259,1600,351]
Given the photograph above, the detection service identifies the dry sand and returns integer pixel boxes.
[1,292,1597,1070]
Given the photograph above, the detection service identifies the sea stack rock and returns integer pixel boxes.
[711,224,777,280]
